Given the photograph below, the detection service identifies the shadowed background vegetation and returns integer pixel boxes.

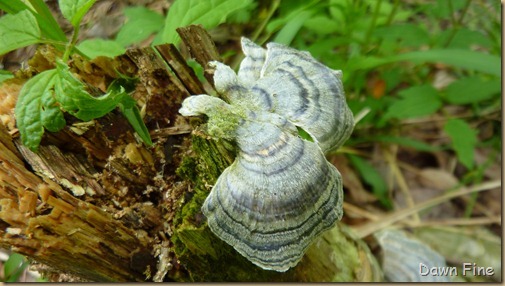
[0,0,501,282]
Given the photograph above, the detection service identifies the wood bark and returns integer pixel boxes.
[0,25,382,282]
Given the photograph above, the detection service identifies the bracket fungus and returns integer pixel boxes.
[179,38,354,272]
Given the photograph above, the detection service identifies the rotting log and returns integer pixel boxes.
[0,25,382,282]
[0,124,154,282]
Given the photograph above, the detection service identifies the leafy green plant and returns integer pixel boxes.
[258,0,500,202]
[0,0,152,151]
[111,0,253,49]
[443,118,478,170]
[0,70,13,84]
[0,0,500,202]
[160,0,252,45]
[1,0,257,151]
[1,252,29,282]
[348,154,392,209]
[114,6,165,47]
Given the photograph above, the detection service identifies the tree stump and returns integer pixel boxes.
[0,25,382,282]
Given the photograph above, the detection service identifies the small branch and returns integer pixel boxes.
[353,180,501,238]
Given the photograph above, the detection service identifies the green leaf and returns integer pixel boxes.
[296,126,314,142]
[4,253,27,282]
[107,79,152,146]
[348,154,392,209]
[160,0,252,45]
[444,119,477,169]
[186,59,206,82]
[444,77,501,105]
[76,39,126,59]
[119,100,153,147]
[58,0,96,28]
[14,69,58,151]
[0,0,67,42]
[303,14,338,35]
[0,70,14,83]
[273,9,314,45]
[54,63,153,146]
[437,28,492,50]
[55,60,129,121]
[348,50,501,77]
[383,85,442,120]
[41,89,66,132]
[374,23,430,48]
[0,10,41,55]
[372,135,442,152]
[0,0,31,14]
[115,6,164,46]
[267,0,320,34]
[27,0,68,41]
[427,0,468,19]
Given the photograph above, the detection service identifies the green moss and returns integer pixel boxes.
[175,156,199,182]
[170,132,289,281]
[170,123,381,282]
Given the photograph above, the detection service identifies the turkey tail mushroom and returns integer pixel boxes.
[179,38,354,272]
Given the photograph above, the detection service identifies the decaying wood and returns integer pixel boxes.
[154,44,207,96]
[0,126,154,282]
[0,25,382,282]
[176,25,222,85]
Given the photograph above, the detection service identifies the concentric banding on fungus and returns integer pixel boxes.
[178,37,354,272]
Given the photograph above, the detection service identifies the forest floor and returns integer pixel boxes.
[0,0,501,282]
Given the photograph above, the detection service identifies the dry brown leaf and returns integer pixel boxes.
[418,168,460,191]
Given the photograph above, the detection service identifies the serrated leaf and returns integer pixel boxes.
[14,69,57,151]
[384,85,442,120]
[4,252,27,282]
[0,0,67,42]
[55,60,128,121]
[161,0,252,45]
[41,89,66,132]
[59,0,96,27]
[444,119,477,169]
[445,77,501,105]
[115,6,164,46]
[76,39,126,59]
[0,10,41,55]
[41,106,66,132]
[348,154,392,209]
[54,63,153,146]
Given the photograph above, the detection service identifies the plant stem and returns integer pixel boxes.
[62,26,80,62]
[251,0,281,44]
[443,0,472,48]
[353,179,501,238]
[230,0,281,71]
[384,0,399,26]
[363,0,382,51]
